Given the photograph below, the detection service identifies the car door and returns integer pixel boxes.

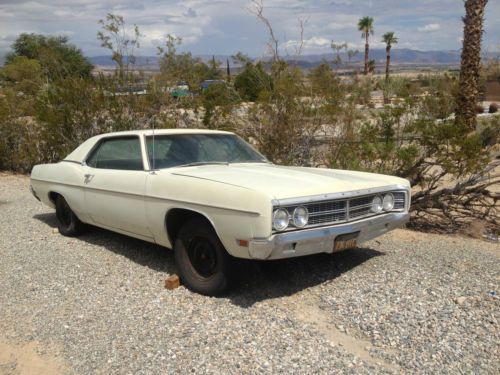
[83,135,152,239]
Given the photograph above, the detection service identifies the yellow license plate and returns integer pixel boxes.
[334,232,359,251]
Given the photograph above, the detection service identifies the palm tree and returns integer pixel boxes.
[331,42,347,69]
[358,16,374,75]
[382,32,398,81]
[456,0,488,130]
[368,59,376,74]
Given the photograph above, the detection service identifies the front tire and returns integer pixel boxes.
[174,218,234,296]
[55,195,87,236]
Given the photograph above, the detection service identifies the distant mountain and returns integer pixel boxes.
[90,55,160,68]
[90,49,498,70]
[279,49,462,65]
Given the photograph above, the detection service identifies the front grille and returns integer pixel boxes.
[276,190,407,231]
[393,191,405,210]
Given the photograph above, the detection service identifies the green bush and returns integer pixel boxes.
[234,62,273,101]
[6,33,93,80]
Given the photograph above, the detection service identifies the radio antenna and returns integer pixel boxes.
[151,117,156,174]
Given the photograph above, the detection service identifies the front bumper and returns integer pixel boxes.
[248,212,409,260]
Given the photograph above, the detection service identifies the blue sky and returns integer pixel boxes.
[0,0,498,58]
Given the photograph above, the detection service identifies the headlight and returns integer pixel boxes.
[371,195,383,213]
[292,206,309,227]
[382,193,394,211]
[273,208,289,231]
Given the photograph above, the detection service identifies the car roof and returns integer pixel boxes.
[64,129,234,163]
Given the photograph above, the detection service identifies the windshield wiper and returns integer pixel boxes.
[228,159,270,164]
[175,161,229,168]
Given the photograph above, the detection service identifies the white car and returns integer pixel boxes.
[30,129,410,295]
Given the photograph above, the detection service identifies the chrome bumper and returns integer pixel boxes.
[248,212,410,260]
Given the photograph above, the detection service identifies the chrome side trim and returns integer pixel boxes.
[61,160,84,165]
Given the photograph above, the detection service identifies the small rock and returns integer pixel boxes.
[165,275,180,290]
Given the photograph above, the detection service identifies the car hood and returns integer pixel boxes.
[169,163,409,200]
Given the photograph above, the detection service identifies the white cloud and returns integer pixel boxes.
[282,36,330,53]
[417,23,441,32]
[0,0,498,56]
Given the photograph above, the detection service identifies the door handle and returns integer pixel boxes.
[84,174,94,184]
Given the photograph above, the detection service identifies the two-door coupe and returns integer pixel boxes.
[30,129,410,295]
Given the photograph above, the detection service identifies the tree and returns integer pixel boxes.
[357,16,374,75]
[157,34,217,91]
[6,33,93,80]
[347,49,359,64]
[456,0,488,130]
[234,62,273,101]
[331,42,347,69]
[202,82,239,129]
[208,55,221,79]
[249,0,280,62]
[368,59,376,74]
[97,13,140,82]
[1,56,43,96]
[309,61,339,96]
[382,32,398,81]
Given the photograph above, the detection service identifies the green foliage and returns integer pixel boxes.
[6,33,93,80]
[1,56,43,97]
[358,16,374,36]
[419,74,458,119]
[158,34,219,92]
[309,61,339,96]
[202,82,240,129]
[327,89,488,184]
[382,32,398,46]
[97,13,141,82]
[244,64,323,165]
[234,62,273,101]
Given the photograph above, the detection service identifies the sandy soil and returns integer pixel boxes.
[0,341,66,375]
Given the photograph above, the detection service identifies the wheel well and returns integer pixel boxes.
[49,191,61,204]
[166,209,213,246]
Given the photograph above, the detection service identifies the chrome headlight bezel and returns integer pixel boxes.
[272,208,289,231]
[292,206,309,228]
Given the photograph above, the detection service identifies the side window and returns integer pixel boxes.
[87,137,143,170]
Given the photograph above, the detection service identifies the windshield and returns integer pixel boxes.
[146,133,268,169]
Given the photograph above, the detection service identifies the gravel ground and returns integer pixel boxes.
[0,173,498,374]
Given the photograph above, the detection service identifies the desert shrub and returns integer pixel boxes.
[309,61,339,96]
[0,118,42,172]
[6,33,93,80]
[326,87,498,232]
[158,35,218,93]
[477,116,500,147]
[419,74,458,119]
[489,102,498,113]
[234,62,273,102]
[202,82,240,129]
[242,64,321,165]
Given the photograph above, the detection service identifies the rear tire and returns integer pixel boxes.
[55,195,87,237]
[174,218,234,296]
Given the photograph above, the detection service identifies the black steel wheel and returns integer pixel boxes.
[174,218,234,296]
[55,195,87,236]
[187,236,219,278]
